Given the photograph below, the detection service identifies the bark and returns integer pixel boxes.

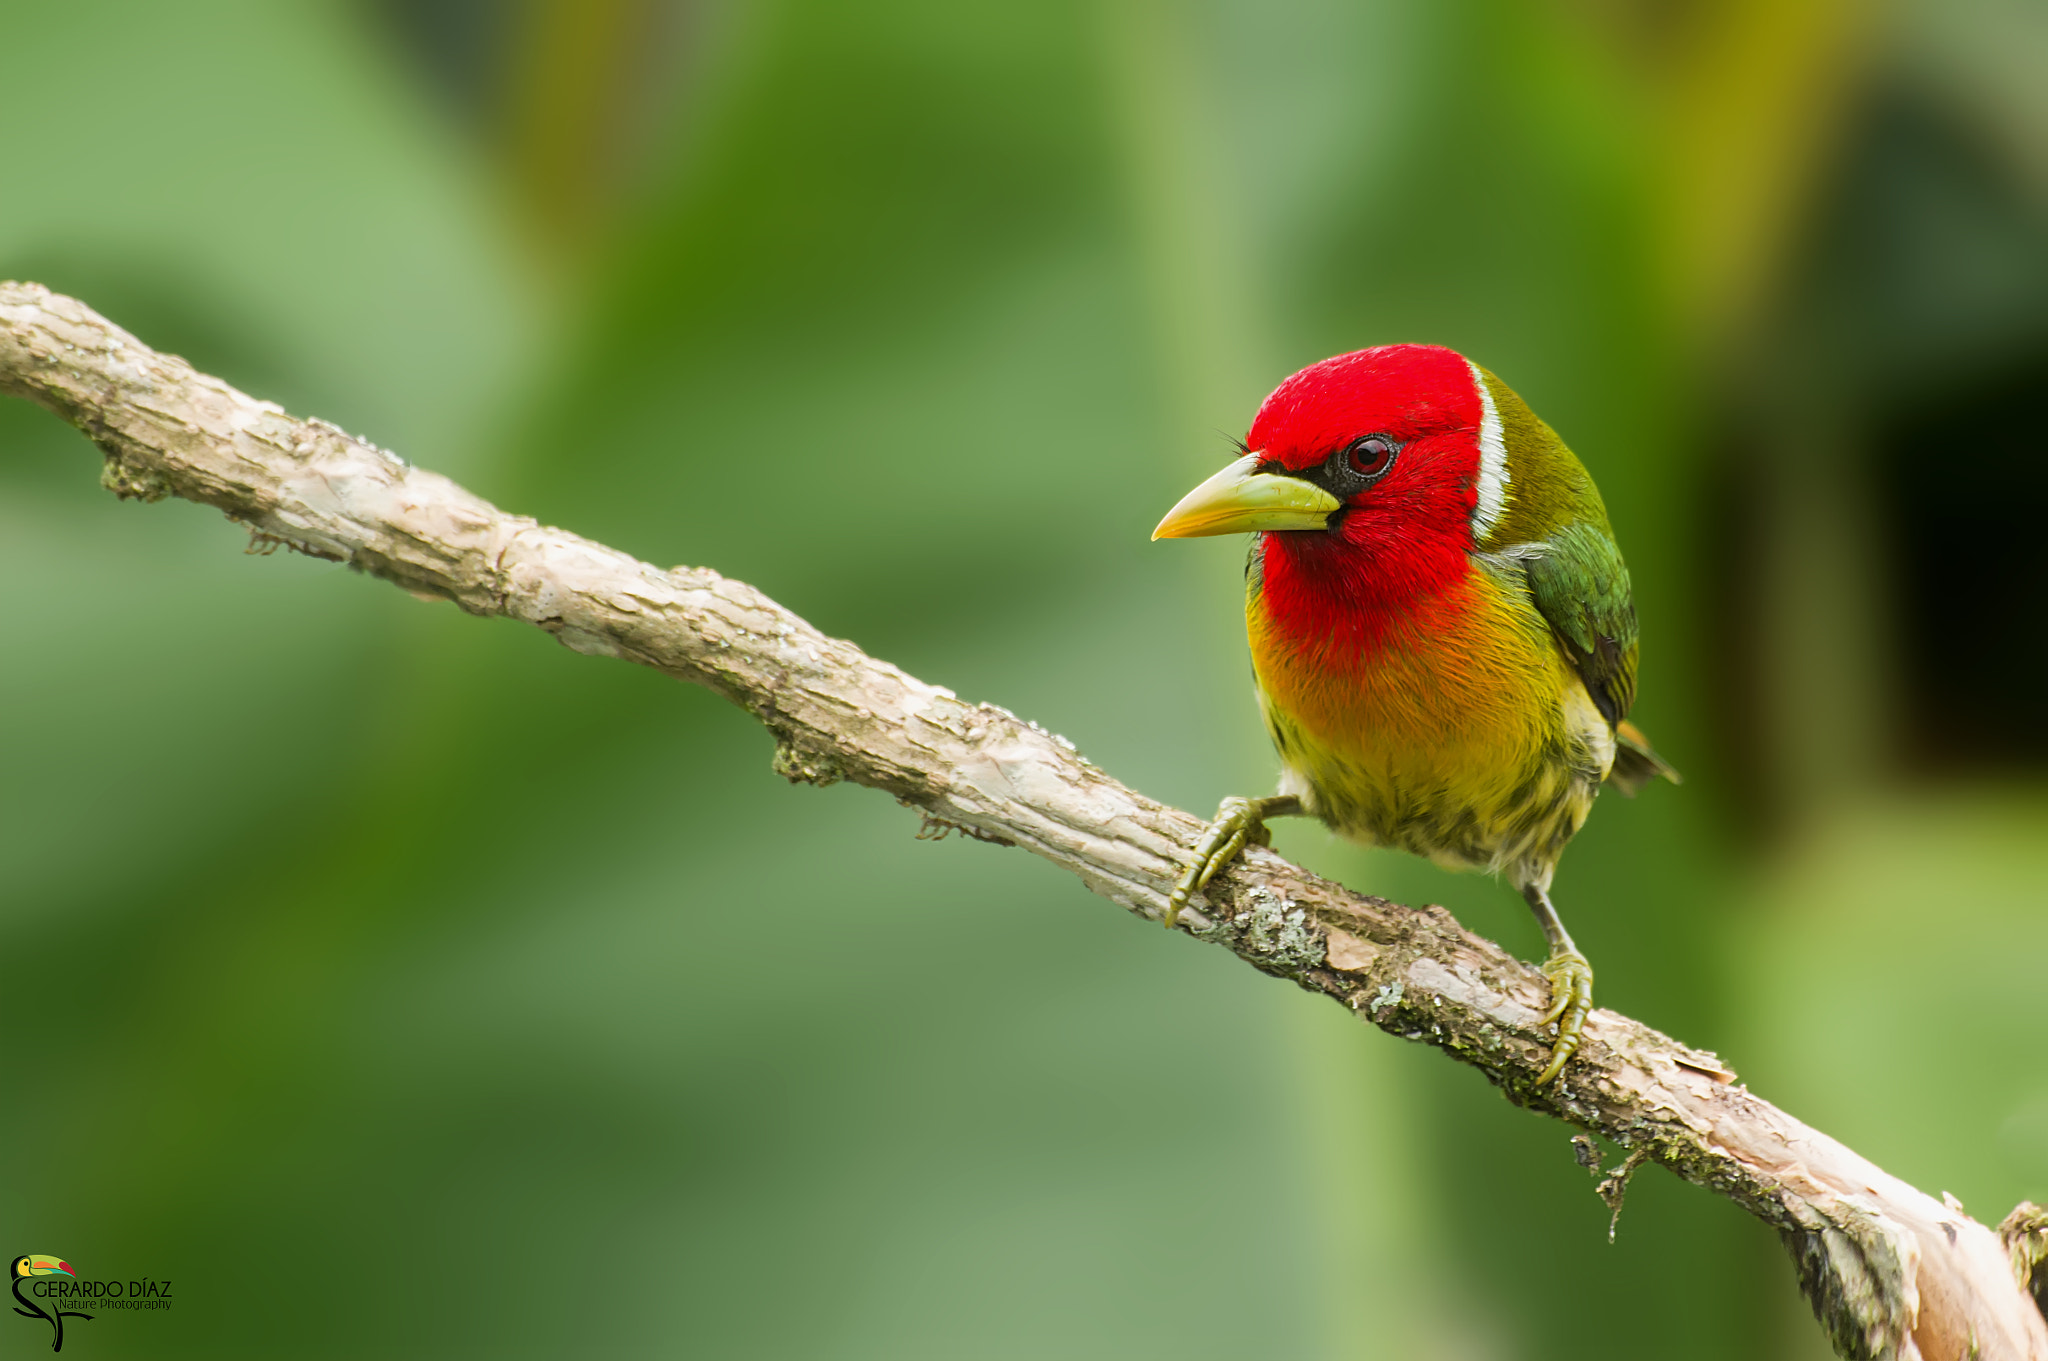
[3,280,2042,1361]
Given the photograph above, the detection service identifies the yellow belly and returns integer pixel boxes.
[1248,566,1613,887]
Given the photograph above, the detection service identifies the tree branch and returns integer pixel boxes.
[3,280,2040,1361]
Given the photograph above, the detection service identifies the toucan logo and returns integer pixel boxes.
[10,1254,90,1353]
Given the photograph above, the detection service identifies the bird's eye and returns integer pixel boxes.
[1345,436,1396,479]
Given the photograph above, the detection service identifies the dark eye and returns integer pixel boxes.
[1346,435,1396,478]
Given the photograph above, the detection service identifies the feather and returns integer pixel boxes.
[1610,720,1681,796]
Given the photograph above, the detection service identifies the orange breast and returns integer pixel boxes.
[1247,565,1574,846]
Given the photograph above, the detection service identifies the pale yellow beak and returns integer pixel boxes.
[1151,453,1342,540]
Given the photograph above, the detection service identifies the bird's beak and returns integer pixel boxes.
[1151,453,1342,539]
[24,1256,72,1277]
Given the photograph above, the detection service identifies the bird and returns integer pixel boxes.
[1151,343,1677,1084]
[11,1254,90,1352]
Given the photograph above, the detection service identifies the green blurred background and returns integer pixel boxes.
[2,0,2043,1356]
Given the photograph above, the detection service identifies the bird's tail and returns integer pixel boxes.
[1608,720,1681,796]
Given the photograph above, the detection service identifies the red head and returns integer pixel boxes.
[1154,345,1502,646]
[1247,344,1494,546]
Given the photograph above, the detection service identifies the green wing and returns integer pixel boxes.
[1513,523,1678,792]
[1521,521,1639,728]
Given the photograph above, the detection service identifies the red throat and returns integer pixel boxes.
[1255,519,1476,662]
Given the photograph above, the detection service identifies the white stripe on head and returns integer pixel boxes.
[1467,359,1510,542]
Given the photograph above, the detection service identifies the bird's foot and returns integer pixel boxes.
[1535,949,1594,1085]
[1163,795,1286,929]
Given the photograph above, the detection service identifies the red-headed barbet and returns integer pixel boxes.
[1154,345,1678,1084]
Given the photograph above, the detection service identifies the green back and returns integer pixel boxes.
[1478,370,1641,727]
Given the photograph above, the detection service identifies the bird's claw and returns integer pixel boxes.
[1535,949,1594,1085]
[1163,796,1273,929]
